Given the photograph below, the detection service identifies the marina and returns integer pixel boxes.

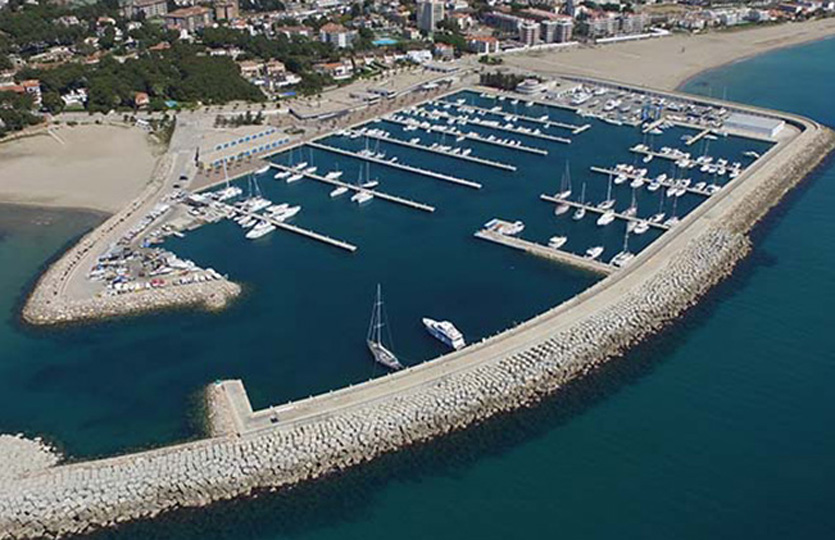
[306,141,484,189]
[417,108,573,144]
[382,115,550,155]
[474,229,615,275]
[437,98,590,133]
[348,128,518,171]
[539,194,671,231]
[268,163,436,213]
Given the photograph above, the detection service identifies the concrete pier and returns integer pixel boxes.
[307,141,483,189]
[222,202,358,253]
[539,194,671,231]
[474,230,614,275]
[425,109,573,144]
[383,116,549,155]
[686,128,713,146]
[354,130,518,171]
[438,99,587,132]
[589,166,713,197]
[269,164,435,213]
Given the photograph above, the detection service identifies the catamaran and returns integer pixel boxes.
[367,285,403,370]
[555,160,572,200]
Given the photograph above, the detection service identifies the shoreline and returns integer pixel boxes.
[502,18,835,91]
[0,78,832,537]
[674,33,835,91]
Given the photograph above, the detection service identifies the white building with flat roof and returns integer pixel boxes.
[724,112,785,138]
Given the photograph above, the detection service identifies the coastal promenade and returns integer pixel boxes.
[2,75,832,539]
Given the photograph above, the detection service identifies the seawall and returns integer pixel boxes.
[1,100,832,537]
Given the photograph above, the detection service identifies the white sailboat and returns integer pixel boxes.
[367,284,403,371]
[611,228,635,267]
[555,160,572,200]
[573,182,587,221]
[598,171,615,210]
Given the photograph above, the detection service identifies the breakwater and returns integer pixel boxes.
[1,100,832,538]
[20,156,242,325]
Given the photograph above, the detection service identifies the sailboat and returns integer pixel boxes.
[351,164,374,204]
[573,182,587,220]
[611,228,635,268]
[366,284,403,371]
[663,196,680,227]
[649,189,666,224]
[555,160,572,200]
[598,171,615,210]
[623,188,638,218]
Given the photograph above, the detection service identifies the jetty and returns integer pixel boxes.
[685,128,713,146]
[221,202,358,253]
[421,109,573,144]
[355,131,517,171]
[589,166,713,197]
[383,116,549,155]
[438,99,589,133]
[307,142,483,189]
[539,194,671,231]
[269,164,435,213]
[474,230,614,275]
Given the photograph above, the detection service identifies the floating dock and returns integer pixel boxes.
[421,109,572,145]
[685,128,713,146]
[438,100,588,133]
[269,163,435,213]
[383,116,549,155]
[307,142,482,189]
[474,229,614,275]
[355,131,517,171]
[642,119,665,134]
[221,202,358,253]
[589,166,711,197]
[539,194,670,231]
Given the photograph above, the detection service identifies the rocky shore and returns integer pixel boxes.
[1,114,832,537]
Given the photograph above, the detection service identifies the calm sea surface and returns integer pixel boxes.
[1,37,834,539]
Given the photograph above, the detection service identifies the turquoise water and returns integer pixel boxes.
[1,37,835,538]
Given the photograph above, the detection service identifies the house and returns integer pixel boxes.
[466,35,500,54]
[319,22,356,48]
[134,91,150,108]
[265,60,287,77]
[276,26,314,39]
[314,61,354,81]
[61,88,88,108]
[237,60,264,79]
[164,6,213,32]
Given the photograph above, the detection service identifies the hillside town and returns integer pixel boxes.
[1,0,834,135]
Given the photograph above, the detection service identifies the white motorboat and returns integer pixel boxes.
[585,246,604,260]
[597,210,616,226]
[422,317,466,350]
[245,221,276,239]
[548,236,568,249]
[330,186,349,198]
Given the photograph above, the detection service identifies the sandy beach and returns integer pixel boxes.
[0,124,156,213]
[504,18,835,90]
